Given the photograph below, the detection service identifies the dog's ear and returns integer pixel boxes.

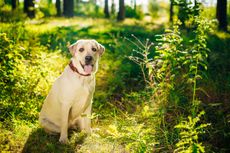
[98,43,105,56]
[68,41,79,56]
[91,40,105,56]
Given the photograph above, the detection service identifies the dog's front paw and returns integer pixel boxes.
[59,136,68,144]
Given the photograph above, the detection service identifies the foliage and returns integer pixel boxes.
[153,22,184,98]
[75,1,104,18]
[128,14,214,151]
[107,117,156,152]
[148,0,160,17]
[125,5,144,20]
[0,4,26,22]
[174,111,210,153]
[37,0,56,17]
[0,23,68,122]
[105,93,157,153]
[173,15,214,152]
[184,16,214,116]
[174,0,201,27]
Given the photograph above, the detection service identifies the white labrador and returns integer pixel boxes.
[39,39,105,143]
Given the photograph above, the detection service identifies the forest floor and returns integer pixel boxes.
[0,16,168,153]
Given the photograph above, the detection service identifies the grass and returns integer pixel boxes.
[0,15,230,152]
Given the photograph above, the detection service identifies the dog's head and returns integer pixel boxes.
[68,39,105,75]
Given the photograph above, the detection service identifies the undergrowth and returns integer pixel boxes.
[128,14,214,152]
[0,23,68,122]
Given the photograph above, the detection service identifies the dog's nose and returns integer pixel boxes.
[85,56,93,63]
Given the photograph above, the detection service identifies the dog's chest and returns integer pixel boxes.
[70,77,95,116]
[74,83,93,101]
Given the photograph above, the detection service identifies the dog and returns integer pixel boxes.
[39,39,105,143]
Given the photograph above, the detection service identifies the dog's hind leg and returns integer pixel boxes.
[39,117,60,134]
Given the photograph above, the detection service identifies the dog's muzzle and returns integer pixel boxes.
[85,56,93,65]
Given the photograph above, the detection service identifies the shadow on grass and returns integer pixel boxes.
[22,128,86,153]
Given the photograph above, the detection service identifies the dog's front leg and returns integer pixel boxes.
[78,103,92,134]
[59,104,70,144]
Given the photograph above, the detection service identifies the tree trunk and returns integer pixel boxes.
[169,0,174,22]
[12,0,18,10]
[24,0,35,18]
[216,0,227,31]
[194,0,197,6]
[63,0,74,17]
[56,0,61,16]
[104,0,110,18]
[117,0,125,21]
[134,0,136,11]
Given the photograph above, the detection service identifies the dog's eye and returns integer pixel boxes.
[92,48,97,52]
[79,48,84,52]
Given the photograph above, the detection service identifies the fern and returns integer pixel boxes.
[174,111,210,153]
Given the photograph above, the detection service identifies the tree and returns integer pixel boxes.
[216,0,228,31]
[63,0,74,17]
[12,0,18,10]
[104,0,110,18]
[56,0,61,16]
[117,0,125,21]
[169,0,174,22]
[24,0,35,18]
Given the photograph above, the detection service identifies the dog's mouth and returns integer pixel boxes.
[80,61,94,75]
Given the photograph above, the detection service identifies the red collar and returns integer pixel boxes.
[69,61,91,76]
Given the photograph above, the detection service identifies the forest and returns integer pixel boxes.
[0,0,229,152]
